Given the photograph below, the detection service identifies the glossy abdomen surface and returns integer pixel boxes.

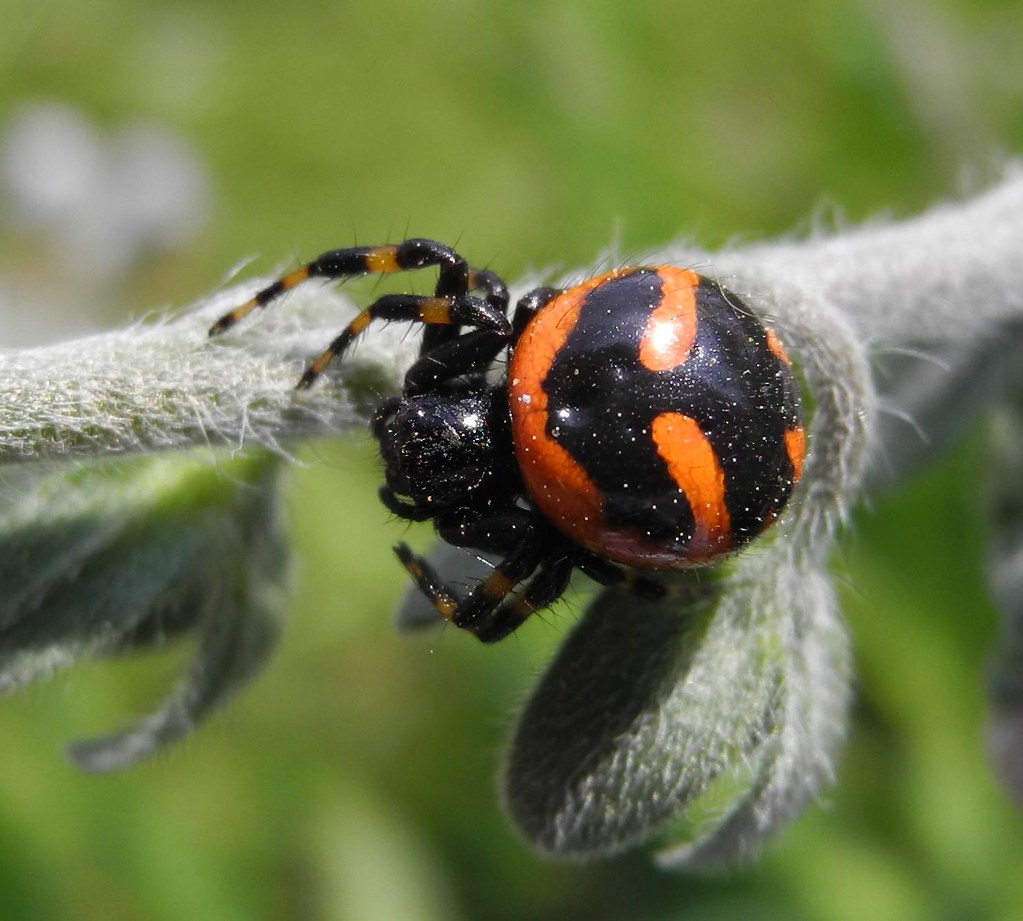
[507,266,804,568]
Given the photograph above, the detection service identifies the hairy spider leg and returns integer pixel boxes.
[296,293,510,389]
[209,238,473,335]
[574,552,667,600]
[419,266,510,357]
[402,329,511,393]
[208,238,514,388]
[394,534,575,643]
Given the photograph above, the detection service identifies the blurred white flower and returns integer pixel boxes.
[1,101,210,280]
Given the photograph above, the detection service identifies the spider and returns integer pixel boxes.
[210,238,804,642]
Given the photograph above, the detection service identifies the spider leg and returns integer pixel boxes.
[392,539,535,628]
[402,329,509,393]
[296,292,511,389]
[409,283,560,390]
[435,506,535,553]
[377,486,435,522]
[511,286,561,339]
[575,551,667,600]
[472,552,577,643]
[394,529,558,642]
[464,268,510,312]
[420,266,510,357]
[209,238,476,336]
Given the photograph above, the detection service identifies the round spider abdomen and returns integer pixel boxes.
[507,266,804,568]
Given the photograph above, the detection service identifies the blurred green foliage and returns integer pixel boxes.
[2,0,1023,918]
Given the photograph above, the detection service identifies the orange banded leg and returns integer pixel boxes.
[473,553,577,643]
[297,293,511,389]
[208,238,476,336]
[421,266,510,356]
[394,537,552,642]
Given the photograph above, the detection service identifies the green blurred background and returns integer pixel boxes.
[2,0,1023,918]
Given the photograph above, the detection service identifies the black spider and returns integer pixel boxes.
[210,239,666,642]
[210,237,802,642]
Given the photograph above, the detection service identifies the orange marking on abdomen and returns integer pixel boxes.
[639,268,700,371]
[765,327,792,366]
[508,272,620,545]
[652,412,731,560]
[784,426,806,484]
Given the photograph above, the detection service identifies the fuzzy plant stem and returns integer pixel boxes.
[0,283,416,463]
[0,168,1020,466]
